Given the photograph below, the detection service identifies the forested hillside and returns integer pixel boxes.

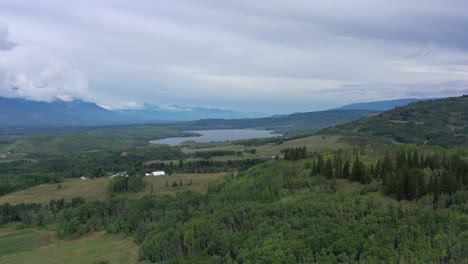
[322,96,468,147]
[333,98,432,111]
[0,97,467,264]
[2,146,466,263]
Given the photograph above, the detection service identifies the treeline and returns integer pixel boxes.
[306,149,467,201]
[107,174,145,197]
[378,150,467,200]
[0,146,183,196]
[0,197,85,228]
[0,172,62,197]
[235,137,285,146]
[193,150,242,159]
[282,147,307,161]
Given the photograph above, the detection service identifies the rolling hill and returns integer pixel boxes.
[322,96,468,147]
[334,98,434,111]
[173,109,380,135]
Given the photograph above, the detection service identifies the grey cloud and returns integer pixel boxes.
[0,22,90,102]
[328,81,468,104]
[0,1,467,113]
[213,1,468,51]
[0,46,90,102]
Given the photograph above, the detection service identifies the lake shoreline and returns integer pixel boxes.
[150,129,282,145]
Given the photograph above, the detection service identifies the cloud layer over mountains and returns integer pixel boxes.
[0,23,89,102]
[0,1,467,113]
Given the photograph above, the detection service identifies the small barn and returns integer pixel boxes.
[148,171,166,176]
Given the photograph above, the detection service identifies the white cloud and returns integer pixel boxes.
[0,23,89,102]
[107,101,144,110]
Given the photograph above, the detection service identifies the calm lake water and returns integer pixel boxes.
[150,129,282,145]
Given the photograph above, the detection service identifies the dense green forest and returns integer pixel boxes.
[322,96,468,147]
[1,146,466,263]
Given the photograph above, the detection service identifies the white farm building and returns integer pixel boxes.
[146,171,166,176]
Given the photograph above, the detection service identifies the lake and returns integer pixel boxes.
[150,129,282,145]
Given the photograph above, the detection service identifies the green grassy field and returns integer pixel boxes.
[182,135,349,157]
[255,135,349,156]
[0,178,110,205]
[128,172,229,198]
[0,229,138,264]
[0,126,196,155]
[145,155,252,165]
[0,173,228,205]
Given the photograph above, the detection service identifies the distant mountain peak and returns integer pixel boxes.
[0,96,122,128]
[115,103,264,122]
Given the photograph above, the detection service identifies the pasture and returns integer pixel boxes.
[0,173,228,205]
[0,229,138,264]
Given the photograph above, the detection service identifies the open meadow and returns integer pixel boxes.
[0,173,228,205]
[0,229,138,264]
[181,135,349,157]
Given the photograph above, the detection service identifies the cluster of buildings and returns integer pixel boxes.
[79,171,166,181]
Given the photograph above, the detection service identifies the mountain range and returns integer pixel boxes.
[0,97,122,127]
[0,96,435,128]
[115,103,264,122]
[0,97,260,128]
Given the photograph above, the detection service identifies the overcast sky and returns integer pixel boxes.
[1,0,468,114]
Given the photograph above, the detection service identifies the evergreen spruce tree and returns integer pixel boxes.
[342,160,350,179]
